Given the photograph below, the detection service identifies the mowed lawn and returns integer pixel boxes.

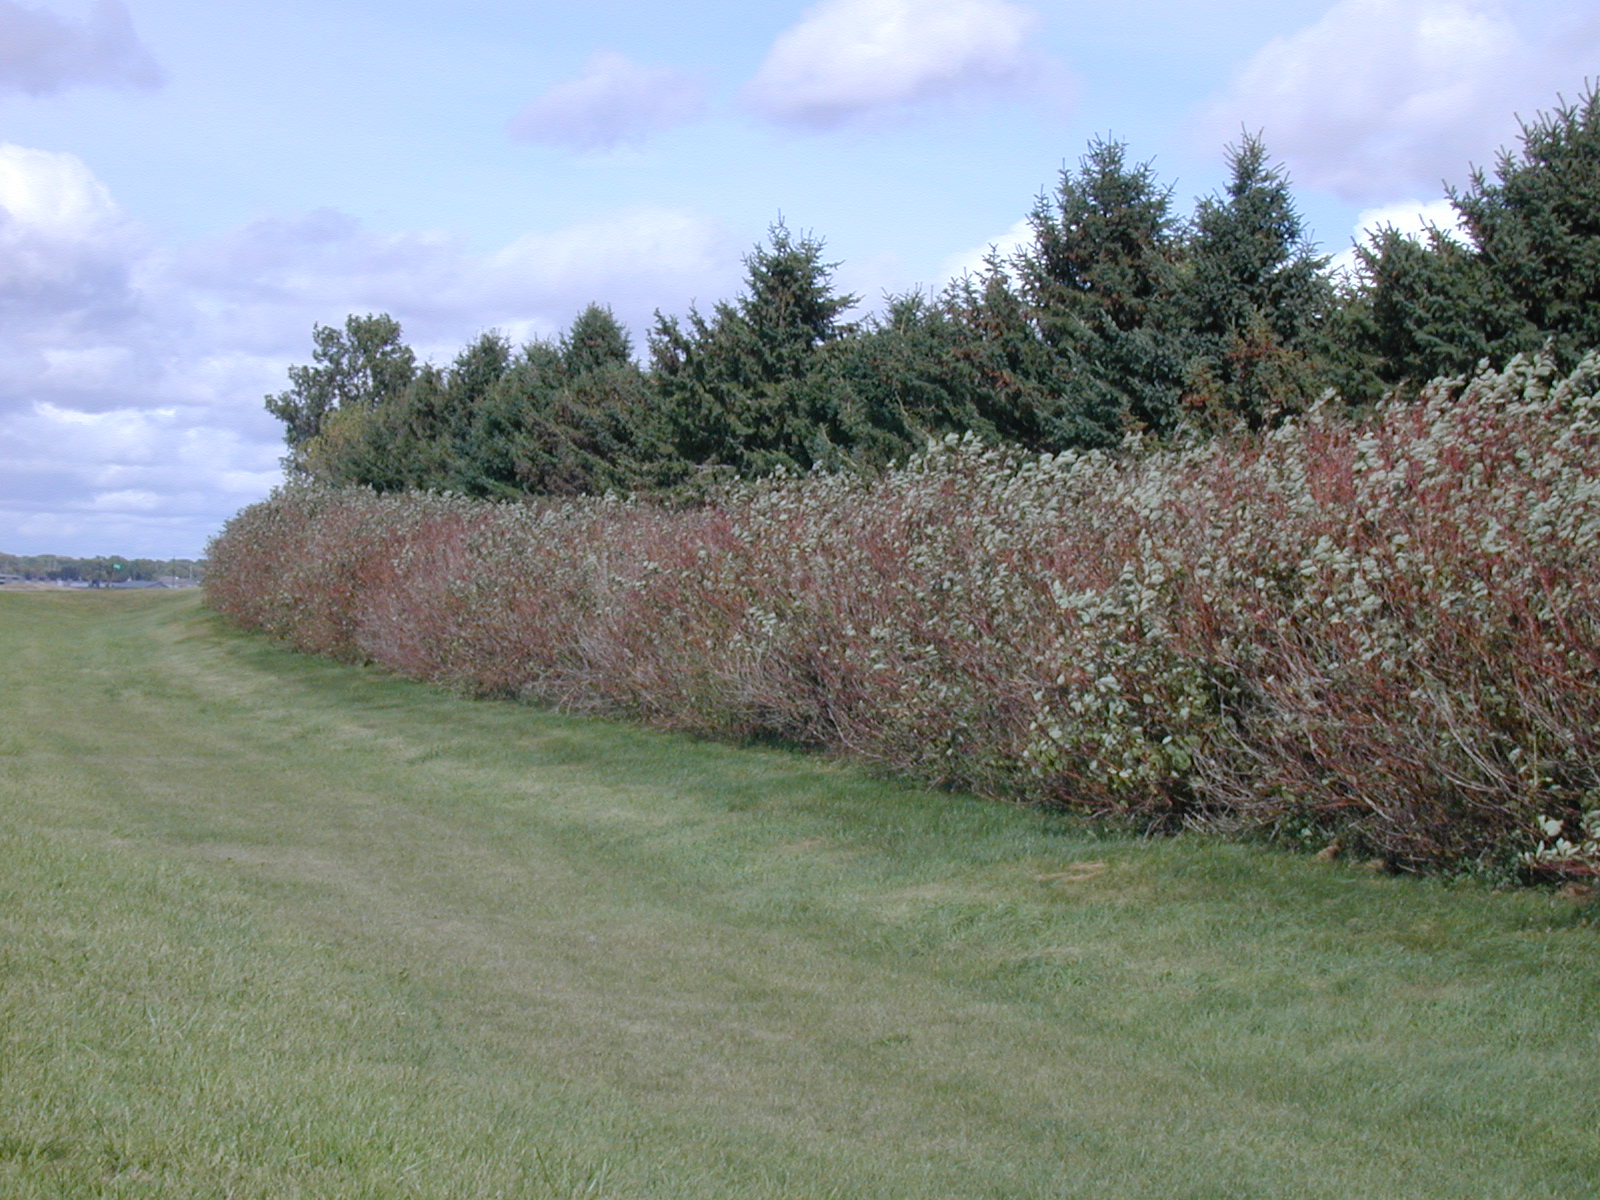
[1,591,1596,1199]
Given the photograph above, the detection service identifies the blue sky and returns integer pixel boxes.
[2,0,1595,557]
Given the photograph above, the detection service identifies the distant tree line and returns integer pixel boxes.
[0,553,204,583]
[266,86,1600,497]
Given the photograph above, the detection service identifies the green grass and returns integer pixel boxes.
[1,590,1597,1198]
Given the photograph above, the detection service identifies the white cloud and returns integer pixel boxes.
[938,217,1032,284]
[0,144,750,556]
[166,204,741,351]
[0,0,163,96]
[86,488,161,512]
[509,51,705,152]
[745,0,1046,128]
[0,141,121,237]
[167,209,468,351]
[23,401,173,463]
[484,207,739,332]
[0,142,140,300]
[0,143,155,427]
[1328,197,1469,278]
[39,342,135,391]
[1354,198,1470,244]
[0,397,281,556]
[1202,0,1547,201]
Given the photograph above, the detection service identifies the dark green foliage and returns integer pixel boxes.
[301,332,516,493]
[1450,83,1600,365]
[1015,137,1188,435]
[436,331,515,489]
[561,302,634,376]
[449,342,568,497]
[1340,85,1600,389]
[449,307,664,498]
[292,306,668,498]
[650,222,859,475]
[472,357,665,498]
[794,292,990,467]
[1180,135,1334,426]
[265,313,417,469]
[1024,138,1178,334]
[939,259,1123,452]
[1345,226,1538,387]
[260,86,1599,504]
[736,221,858,377]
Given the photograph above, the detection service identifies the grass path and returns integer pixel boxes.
[1,590,1597,1198]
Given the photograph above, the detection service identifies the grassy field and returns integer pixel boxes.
[1,590,1596,1198]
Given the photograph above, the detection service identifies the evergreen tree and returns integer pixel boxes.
[737,221,857,380]
[1344,224,1537,388]
[940,256,1119,451]
[339,334,513,493]
[387,364,451,488]
[560,303,634,376]
[295,331,512,492]
[1449,83,1600,365]
[1330,86,1598,390]
[650,221,859,475]
[794,291,987,470]
[1181,135,1334,427]
[437,330,514,489]
[1024,137,1178,333]
[1015,136,1188,435]
[514,360,665,496]
[457,310,663,498]
[453,341,567,497]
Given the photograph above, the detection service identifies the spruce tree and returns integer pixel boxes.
[1015,136,1188,435]
[561,303,634,376]
[1181,135,1333,427]
[942,255,1113,451]
[453,309,663,498]
[1346,224,1536,388]
[455,342,567,497]
[1449,83,1600,365]
[650,221,858,476]
[403,331,512,492]
[795,291,988,470]
[1331,86,1598,390]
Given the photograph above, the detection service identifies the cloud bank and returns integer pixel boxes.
[510,51,705,152]
[0,0,164,96]
[938,217,1032,284]
[1202,0,1559,201]
[0,144,148,408]
[1327,197,1469,278]
[745,0,1045,128]
[0,144,745,557]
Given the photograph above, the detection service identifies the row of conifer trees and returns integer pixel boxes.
[266,87,1600,498]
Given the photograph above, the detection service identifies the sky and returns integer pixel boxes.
[1,0,1595,559]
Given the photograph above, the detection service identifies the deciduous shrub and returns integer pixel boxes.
[207,354,1600,875]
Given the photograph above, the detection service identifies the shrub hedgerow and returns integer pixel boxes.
[206,353,1600,875]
